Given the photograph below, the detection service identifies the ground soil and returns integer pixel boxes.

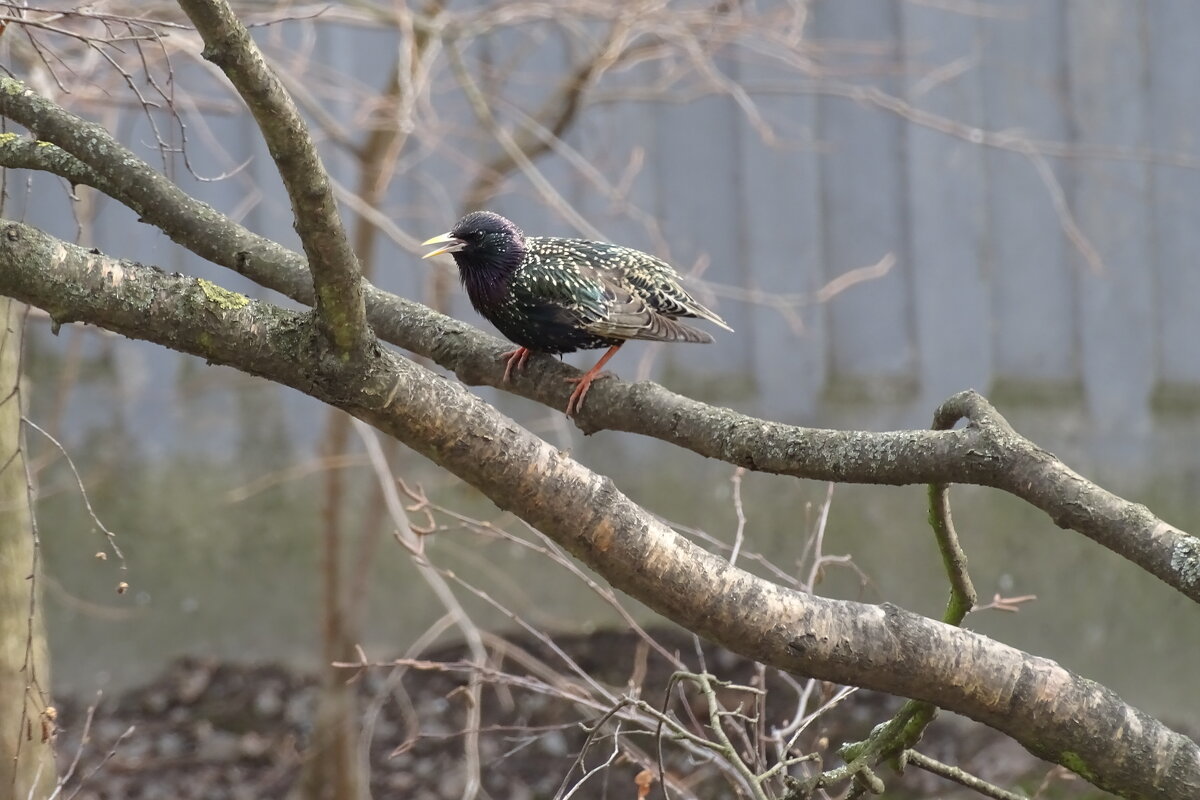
[52,628,1107,799]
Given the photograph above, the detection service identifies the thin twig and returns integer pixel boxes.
[22,417,124,565]
[45,692,101,800]
[64,725,135,800]
[903,749,1028,800]
[728,467,747,566]
[445,36,603,240]
[351,419,486,800]
[926,483,976,624]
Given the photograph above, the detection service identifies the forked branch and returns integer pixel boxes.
[177,0,368,356]
[0,79,1195,607]
[0,220,1195,800]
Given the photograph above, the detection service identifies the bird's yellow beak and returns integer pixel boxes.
[421,232,464,259]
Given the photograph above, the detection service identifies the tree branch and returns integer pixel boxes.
[927,483,976,624]
[0,219,1196,800]
[902,750,1028,800]
[176,0,367,356]
[447,38,601,238]
[0,76,315,303]
[821,479,977,794]
[459,17,630,218]
[0,78,1197,606]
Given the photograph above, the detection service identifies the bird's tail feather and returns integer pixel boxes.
[687,300,734,332]
[637,315,715,344]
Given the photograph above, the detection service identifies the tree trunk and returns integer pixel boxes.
[293,411,364,800]
[0,298,56,798]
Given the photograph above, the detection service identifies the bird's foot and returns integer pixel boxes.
[500,347,532,383]
[564,344,623,416]
[564,371,614,416]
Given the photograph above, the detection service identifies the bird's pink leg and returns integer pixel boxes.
[565,344,622,416]
[501,347,532,383]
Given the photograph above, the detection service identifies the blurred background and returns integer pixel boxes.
[6,0,1199,739]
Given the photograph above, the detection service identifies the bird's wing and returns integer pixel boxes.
[591,245,734,332]
[514,239,727,343]
[572,265,714,344]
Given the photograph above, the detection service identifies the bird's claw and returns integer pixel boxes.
[500,347,532,383]
[564,372,614,416]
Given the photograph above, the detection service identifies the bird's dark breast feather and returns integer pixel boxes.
[496,261,612,353]
[468,260,612,354]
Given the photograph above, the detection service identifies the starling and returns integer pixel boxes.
[422,211,732,415]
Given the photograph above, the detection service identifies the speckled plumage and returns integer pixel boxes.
[422,210,731,413]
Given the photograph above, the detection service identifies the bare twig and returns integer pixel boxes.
[926,483,976,624]
[903,749,1028,800]
[729,467,747,566]
[45,692,102,800]
[351,418,486,800]
[64,724,135,800]
[446,37,603,240]
[973,593,1037,613]
[22,417,124,565]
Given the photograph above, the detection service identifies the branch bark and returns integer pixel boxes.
[0,219,1196,800]
[176,0,368,356]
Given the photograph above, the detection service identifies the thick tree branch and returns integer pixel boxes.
[0,78,1197,606]
[0,219,1196,799]
[176,0,367,356]
[0,76,315,303]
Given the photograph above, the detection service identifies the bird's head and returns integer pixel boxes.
[421,211,526,278]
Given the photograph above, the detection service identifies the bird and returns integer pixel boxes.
[422,211,732,415]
